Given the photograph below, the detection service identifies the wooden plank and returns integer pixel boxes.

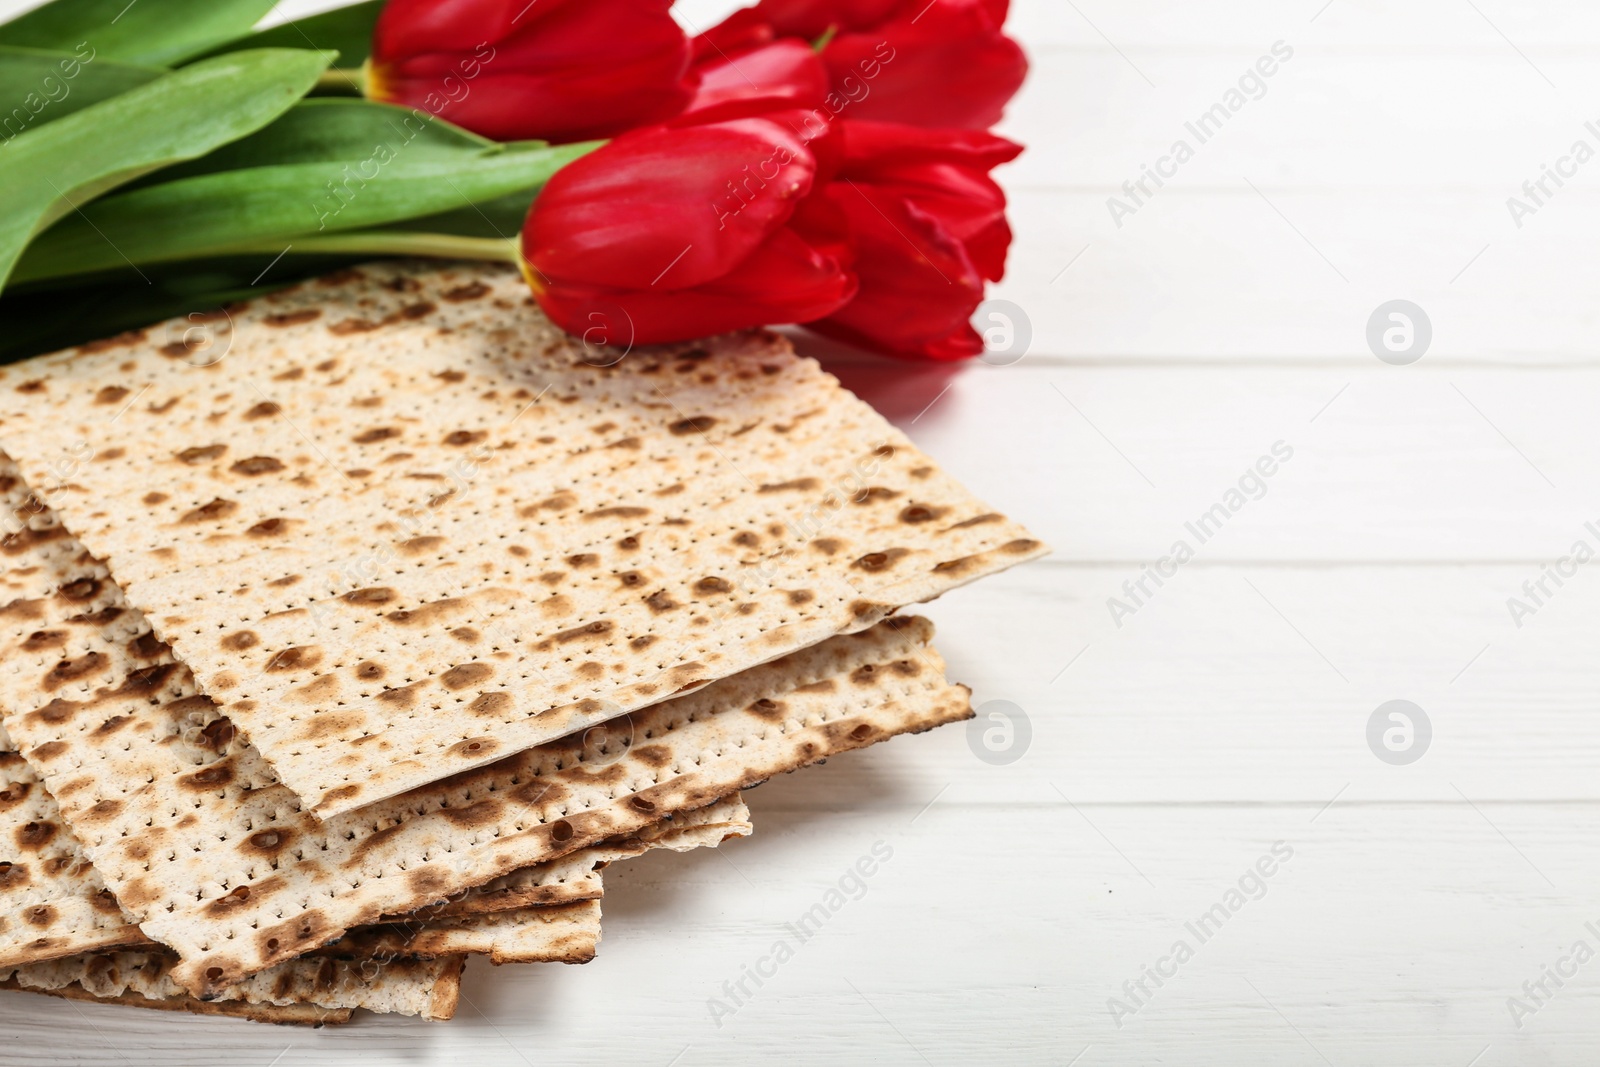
[6,799,1593,1064]
[814,358,1596,560]
[979,187,1600,361]
[614,798,1599,1066]
[915,560,1600,803]
[1003,52,1600,191]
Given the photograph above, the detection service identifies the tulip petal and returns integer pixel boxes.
[526,116,819,290]
[693,7,775,61]
[825,9,1027,129]
[534,226,855,344]
[787,184,854,272]
[840,120,1023,171]
[850,161,1012,281]
[374,0,693,143]
[373,0,547,59]
[488,0,685,72]
[689,225,857,317]
[689,39,830,113]
[754,0,905,38]
[391,59,692,144]
[810,183,986,360]
[838,122,1018,281]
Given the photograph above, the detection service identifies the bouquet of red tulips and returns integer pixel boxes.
[0,0,1026,362]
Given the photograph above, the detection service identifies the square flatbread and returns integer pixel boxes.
[0,454,970,998]
[0,260,1043,816]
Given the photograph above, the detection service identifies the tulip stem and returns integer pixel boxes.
[316,67,367,94]
[236,232,523,264]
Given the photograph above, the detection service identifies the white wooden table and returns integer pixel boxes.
[8,0,1600,1062]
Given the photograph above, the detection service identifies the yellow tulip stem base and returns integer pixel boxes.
[238,232,522,266]
[315,68,367,94]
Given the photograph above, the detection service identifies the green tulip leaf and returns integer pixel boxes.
[151,98,495,184]
[208,0,383,68]
[0,48,330,289]
[13,138,594,284]
[0,45,163,139]
[0,0,280,66]
[387,188,538,240]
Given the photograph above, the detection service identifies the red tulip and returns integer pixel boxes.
[369,0,696,144]
[805,120,1021,360]
[521,103,856,346]
[701,0,1027,130]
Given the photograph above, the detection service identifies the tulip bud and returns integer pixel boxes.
[370,0,697,144]
[700,0,1028,130]
[804,120,1022,360]
[521,103,857,347]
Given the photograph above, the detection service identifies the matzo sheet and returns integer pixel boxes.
[0,261,1042,815]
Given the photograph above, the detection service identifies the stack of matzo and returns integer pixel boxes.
[0,262,1044,1023]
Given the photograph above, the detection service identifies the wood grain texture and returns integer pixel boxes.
[1,0,1593,1062]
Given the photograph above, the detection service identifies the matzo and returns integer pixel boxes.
[2,948,463,1019]
[0,977,353,1024]
[0,731,746,964]
[331,899,600,965]
[0,458,966,997]
[422,793,750,921]
[14,598,959,996]
[0,260,1043,815]
[0,700,746,968]
[0,752,146,965]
